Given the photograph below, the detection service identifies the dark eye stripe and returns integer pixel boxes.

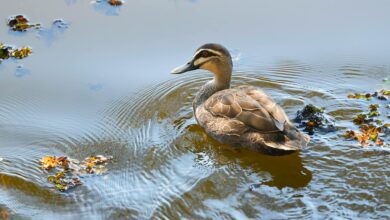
[194,50,220,60]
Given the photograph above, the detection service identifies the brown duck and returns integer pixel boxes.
[171,43,309,155]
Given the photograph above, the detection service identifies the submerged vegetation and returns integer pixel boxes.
[40,155,113,192]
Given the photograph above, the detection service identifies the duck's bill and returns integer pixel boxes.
[171,61,197,74]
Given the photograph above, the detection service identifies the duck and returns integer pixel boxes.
[171,43,309,155]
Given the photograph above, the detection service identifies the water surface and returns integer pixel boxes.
[0,0,389,219]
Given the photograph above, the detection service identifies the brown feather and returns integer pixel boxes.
[204,86,288,132]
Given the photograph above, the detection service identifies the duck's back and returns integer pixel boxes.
[195,86,310,155]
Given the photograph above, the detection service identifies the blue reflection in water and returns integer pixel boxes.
[37,19,70,46]
[15,65,31,78]
[93,0,123,16]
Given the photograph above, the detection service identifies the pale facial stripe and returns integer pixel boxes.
[193,49,223,58]
[194,57,209,66]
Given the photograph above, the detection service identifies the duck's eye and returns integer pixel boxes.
[201,51,209,57]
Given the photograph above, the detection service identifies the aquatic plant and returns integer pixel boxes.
[7,15,40,32]
[344,125,384,147]
[40,155,113,192]
[295,104,335,135]
[345,99,388,147]
[108,0,123,6]
[348,89,390,101]
[0,43,32,64]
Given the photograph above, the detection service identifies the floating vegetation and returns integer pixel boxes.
[93,0,124,15]
[0,43,32,64]
[295,104,335,135]
[344,125,385,147]
[373,89,390,101]
[40,155,113,192]
[0,44,10,62]
[345,99,389,147]
[352,104,385,126]
[108,0,123,6]
[41,156,61,170]
[78,155,113,174]
[353,114,372,125]
[95,0,124,6]
[7,15,40,32]
[348,89,390,101]
[347,93,372,100]
[47,171,82,192]
[10,47,32,59]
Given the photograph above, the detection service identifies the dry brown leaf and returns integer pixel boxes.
[108,0,123,6]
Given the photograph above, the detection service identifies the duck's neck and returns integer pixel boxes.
[193,65,232,109]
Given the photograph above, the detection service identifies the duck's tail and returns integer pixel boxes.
[282,122,310,150]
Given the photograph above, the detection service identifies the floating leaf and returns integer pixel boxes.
[376,139,384,146]
[10,47,32,59]
[47,171,81,192]
[368,111,380,118]
[40,154,112,192]
[345,124,385,147]
[81,155,113,174]
[353,114,371,125]
[369,104,379,112]
[55,183,68,191]
[344,130,357,139]
[346,90,389,148]
[107,0,123,6]
[374,89,390,100]
[7,15,40,32]
[40,156,59,170]
[57,156,70,169]
[347,93,371,100]
[375,119,383,125]
[0,44,11,60]
[348,90,389,101]
[306,121,316,127]
[0,43,32,63]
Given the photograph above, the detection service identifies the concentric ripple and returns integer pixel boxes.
[1,62,389,219]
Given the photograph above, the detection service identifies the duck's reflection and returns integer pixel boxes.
[181,124,312,189]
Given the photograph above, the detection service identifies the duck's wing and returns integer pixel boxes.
[204,86,290,133]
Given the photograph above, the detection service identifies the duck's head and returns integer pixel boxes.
[171,43,233,76]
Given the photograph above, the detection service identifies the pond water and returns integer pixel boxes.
[0,0,389,219]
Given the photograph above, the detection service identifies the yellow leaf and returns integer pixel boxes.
[40,156,58,170]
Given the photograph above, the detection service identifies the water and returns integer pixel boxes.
[0,0,389,219]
